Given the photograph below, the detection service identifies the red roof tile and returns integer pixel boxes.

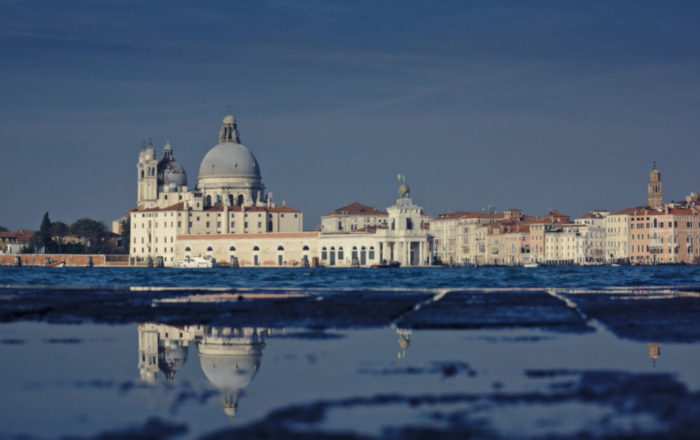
[324,202,387,217]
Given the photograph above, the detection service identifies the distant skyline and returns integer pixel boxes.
[1,0,699,230]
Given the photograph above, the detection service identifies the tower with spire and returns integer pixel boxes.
[137,140,158,205]
[648,162,663,210]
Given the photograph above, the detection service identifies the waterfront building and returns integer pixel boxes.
[574,211,608,264]
[0,230,34,254]
[321,202,388,233]
[605,208,634,263]
[129,109,304,266]
[431,211,505,265]
[318,179,432,267]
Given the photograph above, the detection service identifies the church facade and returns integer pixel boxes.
[128,110,433,267]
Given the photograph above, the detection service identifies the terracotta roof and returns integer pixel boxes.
[667,207,695,215]
[0,230,35,242]
[324,202,387,217]
[135,202,187,212]
[610,207,644,215]
[577,211,607,220]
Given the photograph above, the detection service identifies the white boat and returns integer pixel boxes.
[174,256,218,268]
[523,262,539,268]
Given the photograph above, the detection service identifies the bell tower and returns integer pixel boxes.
[647,162,662,210]
[137,140,158,206]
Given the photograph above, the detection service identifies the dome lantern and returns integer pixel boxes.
[219,105,240,144]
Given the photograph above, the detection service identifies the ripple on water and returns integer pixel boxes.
[1,265,699,289]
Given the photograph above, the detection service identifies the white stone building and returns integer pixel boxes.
[128,110,433,267]
[318,182,432,267]
[129,109,303,266]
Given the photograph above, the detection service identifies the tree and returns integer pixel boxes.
[0,226,8,232]
[26,231,41,253]
[70,218,108,253]
[121,217,131,254]
[39,212,52,253]
[50,221,70,253]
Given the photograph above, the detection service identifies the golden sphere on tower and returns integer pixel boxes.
[399,183,410,196]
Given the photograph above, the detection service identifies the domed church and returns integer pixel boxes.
[130,109,307,266]
[129,108,433,268]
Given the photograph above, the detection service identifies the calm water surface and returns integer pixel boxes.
[1,266,700,439]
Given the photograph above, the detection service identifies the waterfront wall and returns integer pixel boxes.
[0,254,130,267]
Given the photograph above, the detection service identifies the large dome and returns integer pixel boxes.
[198,142,261,180]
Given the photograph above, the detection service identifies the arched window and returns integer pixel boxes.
[229,194,234,206]
[237,195,244,206]
[321,246,327,260]
[302,245,310,251]
[277,246,284,251]
[185,247,191,252]
[229,246,236,252]
[205,195,212,207]
[369,246,375,260]
[360,246,367,265]
[338,247,344,260]
[206,246,213,252]
[253,246,260,251]
[352,246,358,261]
[406,218,413,230]
[141,170,144,178]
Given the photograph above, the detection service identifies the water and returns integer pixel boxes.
[2,265,700,289]
[1,266,700,439]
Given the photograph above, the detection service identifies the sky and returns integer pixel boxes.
[1,0,699,230]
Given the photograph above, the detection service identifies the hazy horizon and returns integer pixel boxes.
[1,0,699,230]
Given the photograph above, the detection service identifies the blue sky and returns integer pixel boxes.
[1,0,699,229]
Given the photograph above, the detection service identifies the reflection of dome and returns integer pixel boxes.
[197,329,266,419]
[158,342,188,381]
[198,143,261,180]
[199,350,261,390]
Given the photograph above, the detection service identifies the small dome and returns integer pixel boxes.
[159,158,188,187]
[158,343,188,381]
[158,141,188,187]
[399,183,410,196]
[198,143,261,180]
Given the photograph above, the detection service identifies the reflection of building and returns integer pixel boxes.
[648,342,662,367]
[137,323,269,418]
[396,327,412,360]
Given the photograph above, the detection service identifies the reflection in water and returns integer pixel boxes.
[648,342,662,367]
[138,323,269,418]
[396,327,412,360]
